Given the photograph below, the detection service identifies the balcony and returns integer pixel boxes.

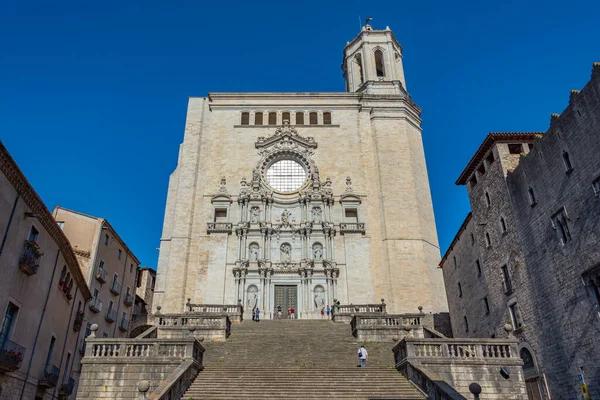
[95,267,106,283]
[39,364,60,388]
[0,338,26,373]
[19,240,42,275]
[207,222,233,234]
[124,293,133,307]
[339,222,366,234]
[119,318,129,332]
[110,280,122,295]
[59,377,75,397]
[89,298,103,313]
[105,308,117,323]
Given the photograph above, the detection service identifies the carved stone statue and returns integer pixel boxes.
[247,286,258,309]
[281,209,291,226]
[312,207,322,223]
[249,243,259,261]
[219,176,227,193]
[280,243,292,262]
[314,285,325,308]
[250,206,260,223]
[252,168,261,183]
[311,166,320,183]
[313,243,323,261]
[345,176,353,192]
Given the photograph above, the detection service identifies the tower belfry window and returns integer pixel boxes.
[295,112,304,125]
[375,50,385,77]
[255,112,263,126]
[355,54,364,85]
[268,112,277,125]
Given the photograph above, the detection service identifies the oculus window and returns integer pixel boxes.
[266,160,307,193]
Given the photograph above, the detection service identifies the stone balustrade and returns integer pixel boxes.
[333,302,386,323]
[155,314,231,342]
[394,337,527,399]
[351,313,432,341]
[185,300,244,323]
[206,222,233,234]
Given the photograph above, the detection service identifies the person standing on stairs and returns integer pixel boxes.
[290,307,295,319]
[326,304,331,319]
[357,345,368,368]
[255,307,260,322]
[321,306,325,319]
[277,304,282,319]
[252,307,256,321]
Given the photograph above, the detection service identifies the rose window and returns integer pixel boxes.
[265,160,307,193]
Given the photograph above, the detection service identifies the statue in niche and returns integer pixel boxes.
[314,286,325,308]
[249,243,259,261]
[313,243,323,261]
[250,206,260,223]
[311,166,320,184]
[312,207,322,224]
[247,286,258,309]
[281,209,291,226]
[252,168,261,183]
[280,243,292,262]
[345,176,353,192]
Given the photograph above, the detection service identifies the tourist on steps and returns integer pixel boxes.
[326,304,331,319]
[252,307,256,321]
[321,306,325,319]
[255,308,260,322]
[357,345,368,368]
[290,307,295,319]
[277,305,282,319]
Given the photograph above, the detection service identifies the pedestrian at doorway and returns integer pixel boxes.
[357,345,368,367]
[277,305,282,320]
[321,307,325,319]
[273,306,277,320]
[326,304,331,319]
[287,308,291,319]
[252,307,256,321]
[255,308,260,322]
[290,307,295,319]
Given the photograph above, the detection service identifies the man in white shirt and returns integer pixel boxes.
[357,345,368,368]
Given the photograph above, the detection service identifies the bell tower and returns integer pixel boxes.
[342,22,407,95]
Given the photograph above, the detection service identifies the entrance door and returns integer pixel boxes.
[275,286,297,319]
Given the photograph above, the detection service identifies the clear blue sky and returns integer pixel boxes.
[1,0,599,269]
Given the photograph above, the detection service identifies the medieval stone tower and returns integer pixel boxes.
[154,23,448,318]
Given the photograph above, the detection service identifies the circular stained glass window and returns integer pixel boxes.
[265,160,307,193]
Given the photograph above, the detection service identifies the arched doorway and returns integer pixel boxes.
[520,345,548,400]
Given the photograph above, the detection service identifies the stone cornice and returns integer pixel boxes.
[0,141,92,300]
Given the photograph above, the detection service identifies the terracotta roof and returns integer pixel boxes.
[439,212,472,267]
[0,141,92,300]
[456,133,543,185]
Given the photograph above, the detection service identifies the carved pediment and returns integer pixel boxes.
[255,123,317,154]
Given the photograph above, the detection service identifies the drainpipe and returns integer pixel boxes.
[0,194,19,256]
[51,286,78,399]
[19,248,61,400]
[112,253,128,337]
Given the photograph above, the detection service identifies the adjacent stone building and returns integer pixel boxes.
[154,23,449,319]
[52,207,140,344]
[129,266,155,337]
[441,62,600,400]
[0,141,92,399]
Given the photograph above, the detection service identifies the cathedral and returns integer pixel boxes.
[154,23,448,319]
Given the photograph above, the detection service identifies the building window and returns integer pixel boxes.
[56,221,64,230]
[130,263,133,274]
[453,256,457,268]
[458,282,463,298]
[509,303,523,330]
[508,143,523,154]
[463,316,469,333]
[282,112,290,124]
[108,300,114,312]
[98,260,105,272]
[254,112,263,125]
[355,54,364,85]
[323,112,332,125]
[62,352,72,385]
[501,264,513,294]
[551,208,572,245]
[268,112,277,125]
[470,233,475,245]
[45,336,57,369]
[112,273,118,286]
[486,151,495,165]
[528,187,537,206]
[476,259,482,277]
[136,272,143,288]
[0,302,20,341]
[485,191,491,207]
[485,232,491,248]
[344,209,358,223]
[309,112,318,125]
[93,289,99,299]
[477,163,486,177]
[28,225,39,243]
[592,176,600,197]
[104,234,109,246]
[241,112,250,125]
[469,175,477,187]
[483,297,490,315]
[562,151,573,172]
[500,217,507,233]
[151,276,156,290]
[295,112,304,125]
[374,49,385,77]
[118,249,122,260]
[214,209,227,222]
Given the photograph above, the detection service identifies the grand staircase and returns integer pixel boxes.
[183,319,425,399]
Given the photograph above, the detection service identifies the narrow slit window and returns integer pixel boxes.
[375,49,385,77]
[528,187,537,205]
[485,192,491,207]
[355,54,364,85]
[476,259,482,277]
[485,232,491,248]
[463,316,469,333]
[458,282,463,297]
[500,217,507,233]
[483,297,490,315]
[563,151,573,172]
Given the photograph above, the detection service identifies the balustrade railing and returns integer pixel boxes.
[206,222,233,234]
[110,280,122,295]
[105,308,117,323]
[86,339,203,363]
[336,303,386,314]
[393,338,519,364]
[89,297,103,313]
[185,302,243,322]
[0,338,26,372]
[124,293,134,306]
[339,222,366,234]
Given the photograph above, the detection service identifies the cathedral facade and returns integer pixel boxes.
[154,24,448,318]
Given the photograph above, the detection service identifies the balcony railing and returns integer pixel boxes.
[105,308,117,323]
[59,377,75,397]
[207,222,233,234]
[110,280,122,295]
[19,240,42,275]
[339,222,366,234]
[119,318,129,332]
[0,338,26,372]
[95,267,106,283]
[39,364,60,388]
[124,293,133,306]
[89,298,103,313]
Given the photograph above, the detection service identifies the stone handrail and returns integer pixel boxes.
[185,302,243,322]
[335,303,386,314]
[156,314,231,340]
[206,222,233,234]
[149,359,201,400]
[398,361,467,400]
[85,338,204,364]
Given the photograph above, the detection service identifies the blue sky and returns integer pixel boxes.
[1,0,599,269]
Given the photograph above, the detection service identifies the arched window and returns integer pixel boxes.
[375,49,385,77]
[60,265,67,285]
[309,112,318,125]
[241,112,249,125]
[323,112,332,125]
[268,112,277,125]
[282,112,290,124]
[295,112,304,125]
[355,54,364,85]
[255,112,263,125]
